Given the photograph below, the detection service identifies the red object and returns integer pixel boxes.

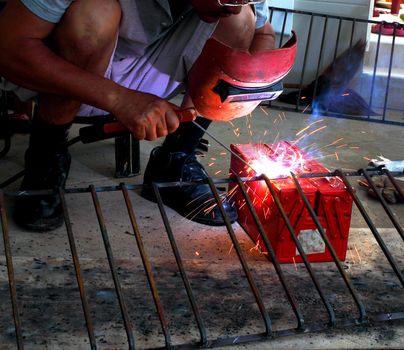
[391,0,401,14]
[229,142,353,263]
[371,22,404,36]
[188,32,297,121]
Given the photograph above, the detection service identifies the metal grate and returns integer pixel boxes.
[267,6,404,126]
[1,168,403,349]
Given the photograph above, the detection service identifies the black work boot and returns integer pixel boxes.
[141,146,238,226]
[13,118,72,231]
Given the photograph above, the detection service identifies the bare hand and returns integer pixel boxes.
[111,87,180,140]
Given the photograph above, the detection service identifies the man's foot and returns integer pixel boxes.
[141,147,237,226]
[13,147,71,231]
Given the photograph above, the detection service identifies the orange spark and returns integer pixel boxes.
[302,104,311,113]
[348,246,355,263]
[354,245,362,262]
[259,106,269,116]
[249,240,261,253]
[239,200,247,210]
[293,133,308,145]
[273,132,280,144]
[292,256,298,271]
[317,137,344,151]
[301,142,318,151]
[308,125,327,136]
[296,119,324,136]
[195,251,200,256]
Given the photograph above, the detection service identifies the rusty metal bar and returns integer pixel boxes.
[359,169,404,240]
[89,185,135,349]
[368,24,382,119]
[278,9,288,48]
[262,175,336,326]
[349,19,356,49]
[311,16,329,109]
[152,182,208,346]
[234,175,305,329]
[333,17,342,62]
[269,6,390,24]
[58,187,97,349]
[269,7,274,23]
[290,173,367,323]
[205,176,273,335]
[335,170,404,287]
[296,14,314,112]
[1,170,403,348]
[382,23,397,121]
[120,184,172,348]
[0,190,24,349]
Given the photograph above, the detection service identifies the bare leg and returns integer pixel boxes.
[14,0,122,231]
[38,0,121,125]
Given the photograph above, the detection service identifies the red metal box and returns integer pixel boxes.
[229,141,353,263]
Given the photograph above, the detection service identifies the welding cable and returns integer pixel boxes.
[0,136,81,189]
[0,109,197,189]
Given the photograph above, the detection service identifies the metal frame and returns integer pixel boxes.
[268,6,404,126]
[1,168,403,349]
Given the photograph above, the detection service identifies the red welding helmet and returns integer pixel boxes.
[188,31,297,121]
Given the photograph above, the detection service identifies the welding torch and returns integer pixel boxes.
[79,107,257,172]
[79,108,198,144]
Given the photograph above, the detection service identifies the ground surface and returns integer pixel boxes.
[1,104,403,349]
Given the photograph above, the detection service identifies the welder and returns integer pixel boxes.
[0,0,296,231]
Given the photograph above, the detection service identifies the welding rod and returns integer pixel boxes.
[79,109,260,174]
[190,120,259,173]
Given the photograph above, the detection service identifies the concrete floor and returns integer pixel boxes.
[1,101,404,349]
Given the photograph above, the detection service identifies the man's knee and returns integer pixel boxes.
[212,6,255,50]
[53,0,121,57]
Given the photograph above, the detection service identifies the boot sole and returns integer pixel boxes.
[14,215,64,232]
[141,186,238,226]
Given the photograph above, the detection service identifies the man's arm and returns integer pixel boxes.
[250,21,276,53]
[0,0,180,140]
[0,1,122,111]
